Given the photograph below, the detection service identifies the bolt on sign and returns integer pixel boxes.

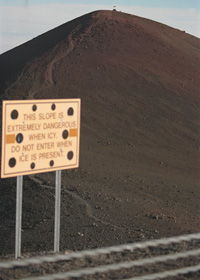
[1,99,81,178]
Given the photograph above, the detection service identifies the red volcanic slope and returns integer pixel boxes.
[0,10,200,254]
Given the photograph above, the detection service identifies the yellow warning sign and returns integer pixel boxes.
[1,99,81,178]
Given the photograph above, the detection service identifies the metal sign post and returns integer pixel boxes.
[54,170,61,252]
[15,176,23,259]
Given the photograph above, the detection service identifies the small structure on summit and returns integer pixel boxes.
[113,5,117,11]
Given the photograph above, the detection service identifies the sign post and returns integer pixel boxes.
[54,170,61,252]
[1,99,81,258]
[15,176,23,259]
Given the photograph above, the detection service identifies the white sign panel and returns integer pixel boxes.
[1,99,81,178]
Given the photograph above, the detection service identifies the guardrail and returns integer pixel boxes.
[1,232,200,279]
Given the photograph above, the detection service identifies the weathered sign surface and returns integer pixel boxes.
[1,99,81,178]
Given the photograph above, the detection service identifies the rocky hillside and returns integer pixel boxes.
[0,10,199,255]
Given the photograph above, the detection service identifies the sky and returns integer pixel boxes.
[0,0,200,54]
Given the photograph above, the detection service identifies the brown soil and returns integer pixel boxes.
[0,10,200,260]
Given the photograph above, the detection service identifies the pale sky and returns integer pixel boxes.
[0,0,200,54]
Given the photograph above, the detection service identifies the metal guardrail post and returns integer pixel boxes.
[54,170,61,252]
[15,176,23,259]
